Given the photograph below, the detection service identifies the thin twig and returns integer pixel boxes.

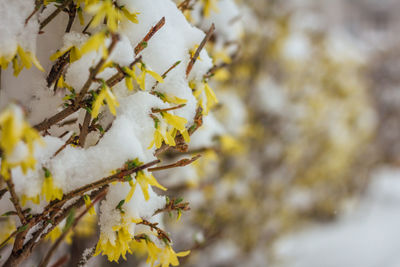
[152,104,186,113]
[35,35,119,132]
[138,219,171,242]
[39,159,160,220]
[75,34,119,103]
[149,155,201,172]
[39,190,107,267]
[79,111,91,147]
[34,19,165,131]
[40,0,74,30]
[135,17,166,54]
[151,60,181,90]
[36,16,163,132]
[65,2,77,33]
[186,23,215,77]
[25,0,42,25]
[49,254,70,267]
[0,229,17,250]
[153,198,190,216]
[5,177,26,225]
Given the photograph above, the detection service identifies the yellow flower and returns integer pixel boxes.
[46,226,73,244]
[125,180,137,202]
[84,194,96,215]
[41,168,63,202]
[95,223,134,262]
[75,213,97,237]
[123,66,138,90]
[11,46,44,76]
[213,49,232,64]
[220,135,243,154]
[194,82,218,115]
[164,95,187,105]
[129,238,148,256]
[46,226,62,243]
[203,82,218,114]
[0,105,42,178]
[86,0,121,32]
[148,128,164,149]
[121,7,139,24]
[80,31,108,58]
[137,65,164,91]
[201,0,219,17]
[77,7,85,25]
[146,240,163,266]
[181,129,190,143]
[57,76,74,91]
[135,171,166,201]
[0,53,14,69]
[157,246,190,267]
[0,105,25,156]
[162,112,187,132]
[50,46,81,63]
[91,85,119,118]
[213,68,230,81]
[20,194,40,206]
[86,0,139,32]
[0,218,16,245]
[148,126,178,149]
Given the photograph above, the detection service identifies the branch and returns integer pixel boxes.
[40,159,160,219]
[138,219,171,243]
[148,155,201,172]
[40,0,74,30]
[35,16,165,133]
[38,189,107,267]
[151,104,186,113]
[5,176,26,225]
[78,111,91,147]
[153,198,190,216]
[186,23,215,77]
[154,106,203,156]
[49,255,70,267]
[65,1,76,33]
[151,60,181,90]
[75,34,120,103]
[135,17,166,54]
[4,187,108,267]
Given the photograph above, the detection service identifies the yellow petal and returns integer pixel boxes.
[104,87,119,116]
[17,46,31,69]
[180,129,190,143]
[137,71,146,90]
[162,112,187,131]
[30,53,45,72]
[146,69,164,83]
[80,32,106,56]
[91,90,106,118]
[121,8,139,23]
[148,174,167,191]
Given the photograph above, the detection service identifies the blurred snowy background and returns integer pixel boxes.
[258,0,400,266]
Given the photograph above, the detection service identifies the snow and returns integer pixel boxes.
[0,0,38,58]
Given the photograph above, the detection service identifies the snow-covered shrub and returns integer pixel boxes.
[0,0,243,266]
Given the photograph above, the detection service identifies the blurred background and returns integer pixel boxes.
[166,0,400,266]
